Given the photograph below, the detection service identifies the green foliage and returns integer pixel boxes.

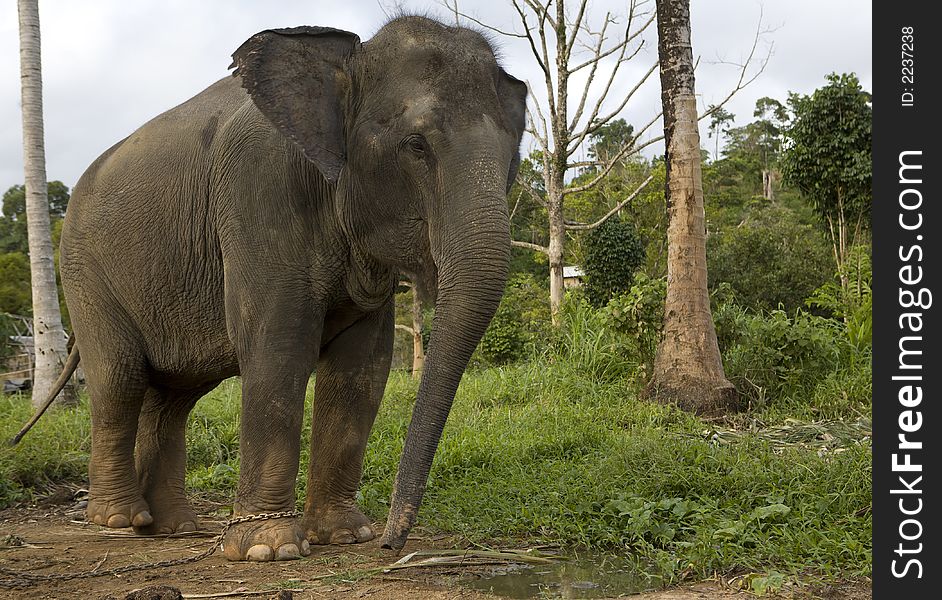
[704,96,790,208]
[781,74,872,237]
[582,219,645,307]
[707,206,832,313]
[0,181,73,329]
[545,296,637,383]
[1,346,872,585]
[0,253,32,315]
[475,274,551,366]
[807,245,872,350]
[587,118,635,164]
[1,181,71,255]
[706,105,735,159]
[0,395,90,506]
[712,296,865,414]
[602,273,666,369]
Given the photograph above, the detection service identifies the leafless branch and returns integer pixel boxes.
[510,0,552,92]
[395,324,415,335]
[563,0,589,64]
[440,0,527,37]
[618,35,767,158]
[519,175,549,208]
[700,8,772,123]
[566,12,612,133]
[565,174,655,230]
[525,99,550,153]
[523,0,557,30]
[563,121,654,196]
[508,188,525,221]
[568,59,657,153]
[567,159,601,170]
[511,240,550,254]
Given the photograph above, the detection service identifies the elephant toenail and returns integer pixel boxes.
[357,525,374,541]
[177,521,197,533]
[106,514,131,528]
[301,540,311,555]
[131,511,153,527]
[246,544,274,561]
[276,543,300,560]
[330,530,356,544]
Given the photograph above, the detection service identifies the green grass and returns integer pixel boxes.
[0,360,871,585]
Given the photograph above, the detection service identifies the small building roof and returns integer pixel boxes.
[563,266,584,278]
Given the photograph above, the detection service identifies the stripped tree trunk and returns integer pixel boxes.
[410,290,425,379]
[645,0,738,415]
[18,0,75,407]
[762,169,774,202]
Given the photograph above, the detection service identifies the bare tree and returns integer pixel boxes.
[446,0,657,321]
[395,284,425,379]
[447,0,761,322]
[645,0,737,415]
[17,0,75,407]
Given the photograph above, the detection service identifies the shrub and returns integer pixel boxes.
[476,274,552,365]
[603,273,666,368]
[707,206,832,313]
[807,244,872,350]
[713,300,852,409]
[582,219,646,307]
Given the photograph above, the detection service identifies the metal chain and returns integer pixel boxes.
[0,511,300,589]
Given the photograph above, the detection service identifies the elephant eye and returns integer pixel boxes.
[403,135,427,157]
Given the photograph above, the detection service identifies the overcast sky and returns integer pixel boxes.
[0,0,871,193]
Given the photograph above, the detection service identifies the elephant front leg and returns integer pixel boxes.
[302,303,394,545]
[222,344,317,562]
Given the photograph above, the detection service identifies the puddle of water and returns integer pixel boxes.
[465,553,657,599]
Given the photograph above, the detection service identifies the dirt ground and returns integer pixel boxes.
[0,491,870,600]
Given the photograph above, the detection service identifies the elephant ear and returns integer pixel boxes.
[230,26,360,184]
[497,69,528,193]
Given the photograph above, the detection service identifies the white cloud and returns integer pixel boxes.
[1,0,871,191]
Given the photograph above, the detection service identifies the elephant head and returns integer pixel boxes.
[231,17,527,550]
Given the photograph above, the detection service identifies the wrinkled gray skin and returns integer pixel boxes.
[60,16,525,561]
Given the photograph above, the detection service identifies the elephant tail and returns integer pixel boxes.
[8,342,81,446]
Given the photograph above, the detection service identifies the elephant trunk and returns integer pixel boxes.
[380,153,511,550]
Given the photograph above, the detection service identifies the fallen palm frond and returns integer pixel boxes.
[689,417,871,455]
[302,547,562,586]
[182,589,303,599]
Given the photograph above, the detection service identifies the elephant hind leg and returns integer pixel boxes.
[133,384,213,534]
[84,349,153,529]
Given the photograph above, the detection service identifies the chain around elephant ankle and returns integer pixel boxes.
[219,511,302,539]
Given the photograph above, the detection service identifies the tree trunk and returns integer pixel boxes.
[645,0,738,416]
[762,169,774,202]
[410,291,425,379]
[18,0,75,407]
[547,186,565,324]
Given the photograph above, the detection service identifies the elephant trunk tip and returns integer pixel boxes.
[380,502,418,552]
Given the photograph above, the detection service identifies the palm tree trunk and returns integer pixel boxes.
[645,0,737,416]
[18,0,75,407]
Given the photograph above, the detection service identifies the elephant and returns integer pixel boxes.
[52,16,526,561]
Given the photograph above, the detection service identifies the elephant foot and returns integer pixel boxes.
[87,494,153,529]
[303,504,375,545]
[222,515,311,562]
[134,504,199,535]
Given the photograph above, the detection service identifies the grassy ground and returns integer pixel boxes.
[0,361,871,589]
